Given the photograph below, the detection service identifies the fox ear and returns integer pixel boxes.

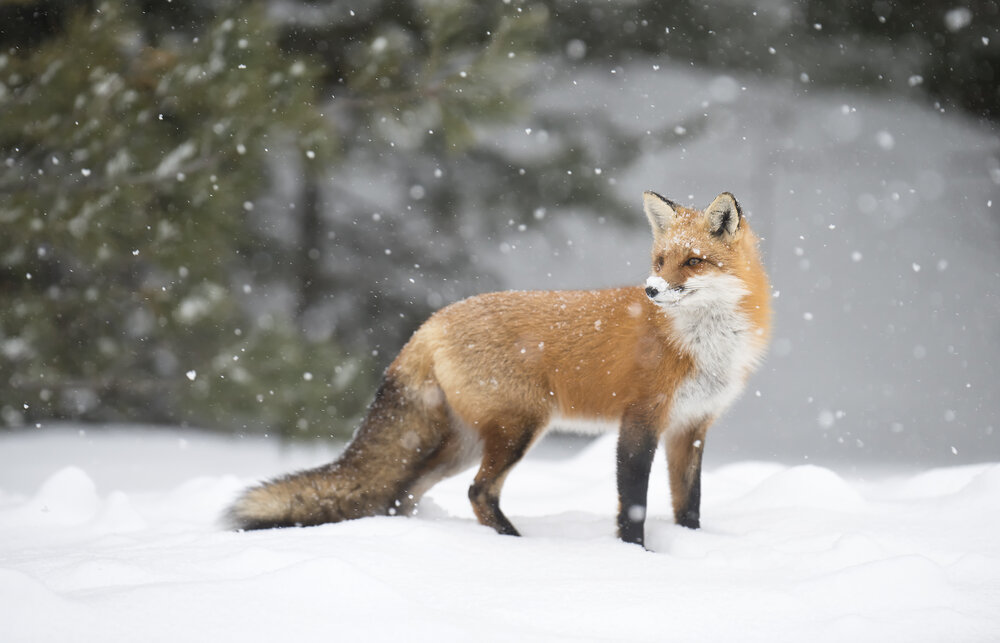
[643,191,678,236]
[705,192,742,238]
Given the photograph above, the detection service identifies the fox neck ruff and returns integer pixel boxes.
[661,273,763,432]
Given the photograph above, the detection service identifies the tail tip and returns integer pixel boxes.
[221,486,284,531]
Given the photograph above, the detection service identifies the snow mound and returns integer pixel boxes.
[953,463,1000,501]
[732,464,865,512]
[22,466,100,525]
[91,490,147,534]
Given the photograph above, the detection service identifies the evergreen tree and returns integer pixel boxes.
[0,1,370,436]
[0,0,560,438]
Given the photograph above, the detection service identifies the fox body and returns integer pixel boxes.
[227,191,771,546]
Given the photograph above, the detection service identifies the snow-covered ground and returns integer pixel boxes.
[2,426,998,642]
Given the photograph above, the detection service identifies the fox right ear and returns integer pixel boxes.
[705,192,742,239]
[643,191,677,236]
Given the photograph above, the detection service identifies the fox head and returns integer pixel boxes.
[642,191,759,311]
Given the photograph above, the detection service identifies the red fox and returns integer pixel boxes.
[226,191,771,546]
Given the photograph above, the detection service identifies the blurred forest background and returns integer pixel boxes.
[1,0,998,464]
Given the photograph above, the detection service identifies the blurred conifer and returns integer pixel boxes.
[0,1,370,436]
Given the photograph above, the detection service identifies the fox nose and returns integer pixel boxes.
[645,285,659,299]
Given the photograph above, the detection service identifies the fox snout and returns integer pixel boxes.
[644,275,685,305]
[645,276,675,297]
[645,284,681,299]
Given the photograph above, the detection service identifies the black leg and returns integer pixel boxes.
[667,424,708,529]
[676,460,701,529]
[616,423,658,546]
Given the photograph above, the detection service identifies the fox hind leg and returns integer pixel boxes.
[468,417,543,536]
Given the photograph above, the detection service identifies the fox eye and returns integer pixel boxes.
[654,256,664,272]
[685,257,702,267]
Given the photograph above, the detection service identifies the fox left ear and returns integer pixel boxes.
[643,191,678,237]
[705,192,742,238]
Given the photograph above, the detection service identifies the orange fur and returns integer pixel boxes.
[226,191,771,547]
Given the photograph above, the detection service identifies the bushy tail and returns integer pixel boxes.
[225,458,389,530]
[224,374,463,531]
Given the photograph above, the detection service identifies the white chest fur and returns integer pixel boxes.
[665,274,762,432]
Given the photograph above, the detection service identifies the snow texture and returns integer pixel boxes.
[2,427,998,642]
